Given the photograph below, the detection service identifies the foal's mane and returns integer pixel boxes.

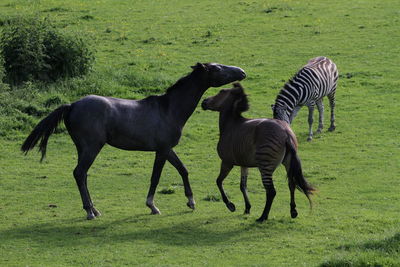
[231,82,249,115]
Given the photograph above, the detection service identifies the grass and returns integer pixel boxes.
[1,0,400,266]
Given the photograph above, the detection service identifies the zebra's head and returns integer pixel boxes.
[271,104,290,123]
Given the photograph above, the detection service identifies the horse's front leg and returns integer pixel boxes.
[146,150,168,214]
[216,161,234,212]
[167,150,195,210]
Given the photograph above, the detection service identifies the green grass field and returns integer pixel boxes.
[1,0,399,266]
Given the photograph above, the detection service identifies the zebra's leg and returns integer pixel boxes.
[167,150,195,210]
[328,92,336,132]
[316,99,324,134]
[256,167,277,222]
[146,150,169,215]
[307,104,315,141]
[216,161,235,212]
[289,105,301,124]
[240,167,251,214]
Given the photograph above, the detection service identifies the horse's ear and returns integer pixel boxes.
[191,62,207,71]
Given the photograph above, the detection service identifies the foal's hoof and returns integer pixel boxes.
[328,126,336,132]
[256,217,266,223]
[226,202,236,212]
[291,210,298,219]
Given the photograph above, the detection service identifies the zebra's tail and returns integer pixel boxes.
[21,104,71,162]
[286,136,316,207]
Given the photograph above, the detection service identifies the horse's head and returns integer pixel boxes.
[202,82,249,114]
[191,63,246,87]
[272,103,290,123]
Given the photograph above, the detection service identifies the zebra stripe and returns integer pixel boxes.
[272,56,338,141]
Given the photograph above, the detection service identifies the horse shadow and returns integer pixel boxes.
[0,211,276,248]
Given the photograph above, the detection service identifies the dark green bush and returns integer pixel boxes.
[0,16,94,85]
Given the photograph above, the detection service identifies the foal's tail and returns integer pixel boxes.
[285,136,316,206]
[21,104,71,162]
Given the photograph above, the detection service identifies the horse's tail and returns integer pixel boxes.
[21,104,71,162]
[285,135,316,207]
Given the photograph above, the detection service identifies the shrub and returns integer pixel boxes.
[0,53,9,91]
[0,16,94,85]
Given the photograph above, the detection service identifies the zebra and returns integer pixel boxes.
[271,56,338,141]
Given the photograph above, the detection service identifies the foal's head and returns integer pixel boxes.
[191,63,246,87]
[202,83,249,115]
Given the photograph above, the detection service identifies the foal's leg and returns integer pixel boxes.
[240,167,251,214]
[307,104,315,141]
[316,99,324,134]
[216,162,235,212]
[167,150,195,210]
[283,157,298,219]
[256,165,277,222]
[146,150,168,215]
[73,144,103,220]
[327,91,336,132]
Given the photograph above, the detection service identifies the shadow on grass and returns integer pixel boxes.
[0,211,282,248]
[319,232,400,267]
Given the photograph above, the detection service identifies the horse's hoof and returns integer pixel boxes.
[150,208,161,215]
[291,210,298,218]
[92,208,101,217]
[86,213,96,220]
[328,126,336,132]
[226,202,236,212]
[186,202,195,210]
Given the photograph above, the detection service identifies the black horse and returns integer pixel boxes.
[22,63,246,220]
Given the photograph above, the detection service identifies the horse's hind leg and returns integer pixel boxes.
[73,144,103,220]
[240,167,251,214]
[167,150,195,210]
[216,162,234,212]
